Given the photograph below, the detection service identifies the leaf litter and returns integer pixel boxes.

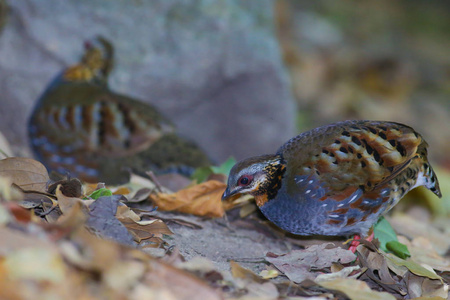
[0,156,449,299]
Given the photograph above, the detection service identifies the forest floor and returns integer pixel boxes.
[0,156,449,300]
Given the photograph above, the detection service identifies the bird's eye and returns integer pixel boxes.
[238,175,253,186]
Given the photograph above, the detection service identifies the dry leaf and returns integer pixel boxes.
[388,213,450,255]
[356,243,408,296]
[177,256,217,273]
[384,253,443,282]
[112,186,131,195]
[0,130,13,158]
[128,188,152,203]
[230,260,265,283]
[230,261,279,299]
[120,217,173,243]
[405,272,449,299]
[0,204,10,225]
[116,205,141,222]
[259,268,280,280]
[55,201,87,229]
[399,236,450,272]
[319,278,396,300]
[3,202,32,223]
[103,260,146,294]
[0,175,23,202]
[0,157,49,192]
[86,195,135,246]
[151,180,226,218]
[266,243,356,283]
[239,202,258,218]
[129,174,172,194]
[55,184,85,215]
[47,178,83,198]
[3,247,66,282]
[315,266,362,282]
[59,227,124,273]
[144,259,223,300]
[245,282,279,300]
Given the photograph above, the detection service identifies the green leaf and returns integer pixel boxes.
[385,253,442,282]
[89,188,113,200]
[191,166,214,183]
[192,157,237,182]
[386,241,411,259]
[374,217,411,259]
[210,157,236,175]
[373,217,398,251]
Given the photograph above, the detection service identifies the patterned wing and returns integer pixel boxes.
[281,120,426,234]
[28,82,174,181]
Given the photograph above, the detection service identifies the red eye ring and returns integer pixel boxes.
[238,175,253,186]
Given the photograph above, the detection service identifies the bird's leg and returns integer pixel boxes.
[347,230,374,253]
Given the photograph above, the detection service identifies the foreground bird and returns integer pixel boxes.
[222,120,441,237]
[28,37,210,184]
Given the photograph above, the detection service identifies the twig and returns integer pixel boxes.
[146,171,163,193]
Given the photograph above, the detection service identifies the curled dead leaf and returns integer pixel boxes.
[48,178,83,198]
[230,260,265,284]
[119,217,173,244]
[55,185,85,215]
[150,180,226,218]
[0,176,23,202]
[0,157,49,192]
[116,205,141,222]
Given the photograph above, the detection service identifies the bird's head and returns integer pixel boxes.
[222,154,286,207]
[63,36,114,83]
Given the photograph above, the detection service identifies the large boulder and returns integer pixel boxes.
[0,0,295,162]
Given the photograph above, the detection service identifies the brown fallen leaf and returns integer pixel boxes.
[150,180,226,218]
[384,253,443,282]
[405,272,448,299]
[56,201,87,230]
[230,261,279,299]
[0,175,23,202]
[55,184,85,215]
[388,213,450,255]
[3,202,32,223]
[116,205,141,222]
[356,244,407,296]
[143,258,224,300]
[0,157,49,192]
[128,187,152,203]
[265,243,356,283]
[319,278,396,300]
[230,260,265,284]
[86,195,135,246]
[112,186,131,195]
[47,178,83,198]
[119,217,173,244]
[399,236,450,272]
[315,265,362,282]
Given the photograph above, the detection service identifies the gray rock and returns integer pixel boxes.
[0,0,295,162]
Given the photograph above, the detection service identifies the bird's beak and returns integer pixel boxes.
[222,187,238,201]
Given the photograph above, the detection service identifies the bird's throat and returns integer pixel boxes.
[254,156,286,207]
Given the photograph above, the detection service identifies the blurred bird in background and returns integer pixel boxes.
[28,36,211,185]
